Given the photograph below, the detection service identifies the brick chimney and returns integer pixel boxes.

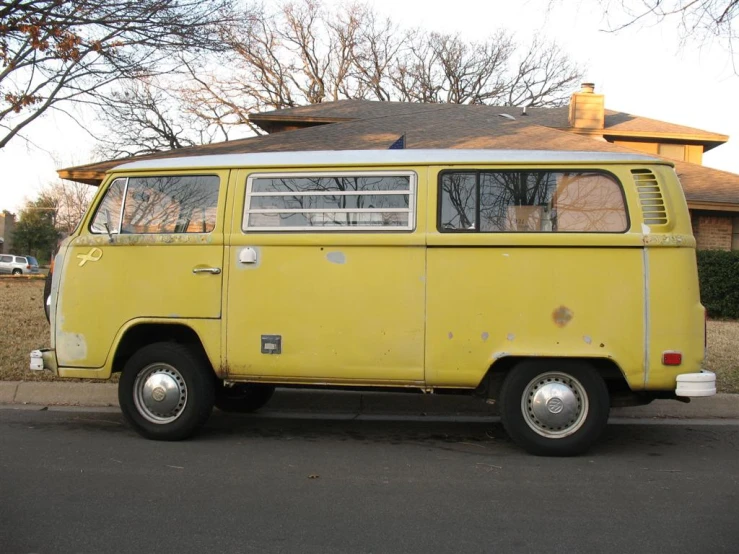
[568,82,604,131]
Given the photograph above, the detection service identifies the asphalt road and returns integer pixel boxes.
[1,408,738,554]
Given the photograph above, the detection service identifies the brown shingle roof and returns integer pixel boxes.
[251,99,728,143]
[58,100,739,211]
[59,108,638,182]
[673,160,739,207]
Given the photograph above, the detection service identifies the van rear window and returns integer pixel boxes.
[243,173,415,231]
[439,170,628,233]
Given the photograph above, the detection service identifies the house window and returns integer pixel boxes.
[243,172,416,231]
[658,144,686,161]
[439,170,628,233]
[733,217,739,251]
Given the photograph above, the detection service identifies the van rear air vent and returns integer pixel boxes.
[631,169,668,226]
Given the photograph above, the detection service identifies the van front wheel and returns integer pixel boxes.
[119,342,215,441]
[499,361,610,457]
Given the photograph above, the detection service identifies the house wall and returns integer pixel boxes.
[691,211,736,251]
[612,140,703,164]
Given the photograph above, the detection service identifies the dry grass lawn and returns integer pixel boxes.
[1,278,54,381]
[706,321,739,394]
[1,279,738,392]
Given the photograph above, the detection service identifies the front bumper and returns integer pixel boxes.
[30,348,58,374]
[676,370,716,397]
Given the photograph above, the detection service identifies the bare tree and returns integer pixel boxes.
[178,0,583,132]
[390,30,517,105]
[562,1,739,69]
[597,1,737,40]
[39,180,96,236]
[93,79,227,159]
[94,0,584,154]
[0,0,236,149]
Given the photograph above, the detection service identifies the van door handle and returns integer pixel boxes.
[192,267,221,275]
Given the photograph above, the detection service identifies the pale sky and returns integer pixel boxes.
[2,0,738,213]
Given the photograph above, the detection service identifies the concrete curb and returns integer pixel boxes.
[1,381,737,419]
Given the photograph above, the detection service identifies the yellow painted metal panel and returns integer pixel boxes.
[645,247,705,390]
[224,244,426,382]
[424,247,645,388]
[223,166,428,383]
[57,318,223,379]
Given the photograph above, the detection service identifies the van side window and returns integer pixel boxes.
[91,176,220,235]
[439,170,628,233]
[121,175,220,234]
[243,173,415,231]
[90,178,126,235]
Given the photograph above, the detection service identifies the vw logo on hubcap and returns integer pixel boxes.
[546,397,565,414]
[151,386,167,402]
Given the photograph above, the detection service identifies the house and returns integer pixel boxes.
[0,211,16,254]
[58,83,739,250]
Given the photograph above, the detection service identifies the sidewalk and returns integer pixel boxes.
[1,381,737,419]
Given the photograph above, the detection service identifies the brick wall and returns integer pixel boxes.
[694,214,733,251]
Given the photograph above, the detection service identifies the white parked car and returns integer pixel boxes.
[0,254,40,275]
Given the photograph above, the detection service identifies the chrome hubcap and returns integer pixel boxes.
[521,372,588,438]
[133,364,188,424]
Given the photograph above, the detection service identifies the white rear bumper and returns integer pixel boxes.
[676,370,716,397]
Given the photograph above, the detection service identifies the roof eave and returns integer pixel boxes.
[248,114,354,133]
[58,168,106,186]
[686,200,739,213]
[558,127,728,151]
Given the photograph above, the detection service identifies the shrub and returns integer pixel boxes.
[697,250,739,319]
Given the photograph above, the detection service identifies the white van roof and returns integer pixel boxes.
[113,149,668,172]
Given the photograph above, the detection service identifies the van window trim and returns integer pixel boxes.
[89,176,128,235]
[242,170,418,233]
[436,167,631,234]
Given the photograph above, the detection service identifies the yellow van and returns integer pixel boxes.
[30,149,716,456]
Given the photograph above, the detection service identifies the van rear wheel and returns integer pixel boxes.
[118,342,215,441]
[499,360,610,457]
[215,382,276,413]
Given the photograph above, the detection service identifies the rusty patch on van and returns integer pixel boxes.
[552,305,573,327]
[642,233,693,247]
[74,234,213,247]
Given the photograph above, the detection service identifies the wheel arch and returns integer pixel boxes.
[474,356,640,406]
[111,322,218,379]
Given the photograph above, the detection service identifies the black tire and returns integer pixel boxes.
[215,382,275,413]
[12,268,21,275]
[43,271,52,323]
[118,342,215,441]
[499,360,610,457]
